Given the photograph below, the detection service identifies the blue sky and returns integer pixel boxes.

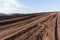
[20,0,60,12]
[0,0,60,14]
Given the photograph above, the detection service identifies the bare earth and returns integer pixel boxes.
[0,12,60,40]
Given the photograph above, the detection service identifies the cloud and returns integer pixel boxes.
[0,0,34,14]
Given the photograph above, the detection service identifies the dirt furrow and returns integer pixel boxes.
[0,15,37,26]
[0,13,56,40]
[0,15,42,31]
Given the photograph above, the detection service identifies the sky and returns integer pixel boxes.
[0,0,60,14]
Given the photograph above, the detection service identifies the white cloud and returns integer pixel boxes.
[0,0,35,14]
